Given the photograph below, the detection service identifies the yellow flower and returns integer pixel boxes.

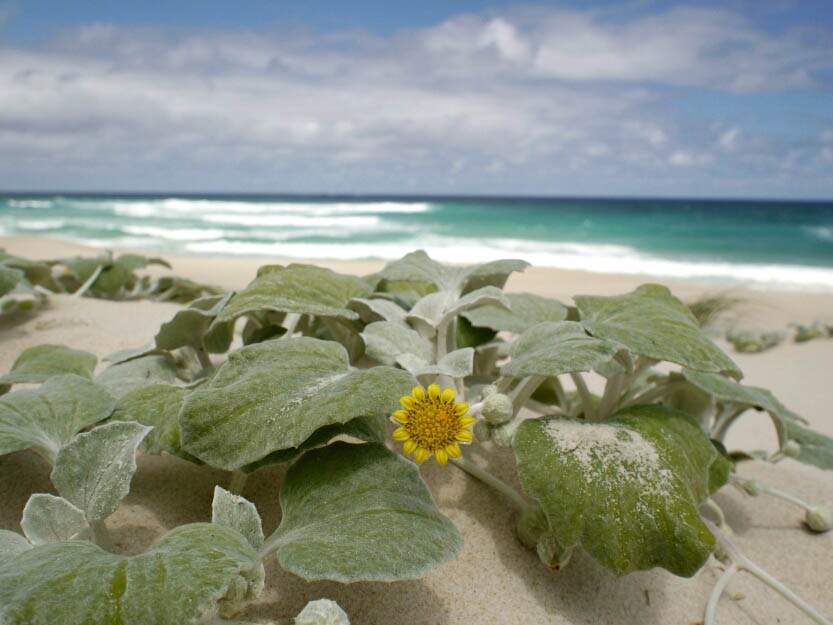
[391,384,474,465]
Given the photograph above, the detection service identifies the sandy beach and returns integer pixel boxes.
[1,235,832,625]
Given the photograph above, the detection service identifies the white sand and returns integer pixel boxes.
[1,235,832,625]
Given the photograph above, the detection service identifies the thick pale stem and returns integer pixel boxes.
[227,470,248,496]
[549,377,571,414]
[704,563,739,625]
[597,372,624,421]
[711,405,748,442]
[704,519,832,625]
[91,519,115,552]
[732,476,812,511]
[510,375,546,417]
[281,313,302,337]
[569,372,598,422]
[621,380,689,409]
[450,456,528,511]
[71,264,104,298]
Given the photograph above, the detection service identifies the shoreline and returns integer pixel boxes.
[2,233,832,624]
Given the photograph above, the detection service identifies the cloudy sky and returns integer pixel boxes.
[1,1,832,198]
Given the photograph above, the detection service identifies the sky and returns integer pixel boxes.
[0,1,832,198]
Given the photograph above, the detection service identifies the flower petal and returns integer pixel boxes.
[414,447,430,463]
[445,443,461,458]
[427,384,441,401]
[453,402,469,416]
[392,427,410,441]
[435,448,449,465]
[403,439,417,456]
[411,385,425,401]
[440,388,456,404]
[392,410,408,424]
[400,396,415,410]
[458,416,475,428]
[455,429,474,443]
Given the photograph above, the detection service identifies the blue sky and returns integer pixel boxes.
[0,1,832,198]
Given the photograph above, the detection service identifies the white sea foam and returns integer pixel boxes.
[201,214,382,228]
[122,225,226,241]
[16,219,67,230]
[806,225,833,242]
[7,199,52,209]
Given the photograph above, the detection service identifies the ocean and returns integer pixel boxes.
[2,193,833,291]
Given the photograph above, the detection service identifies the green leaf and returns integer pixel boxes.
[0,264,24,297]
[784,421,833,471]
[360,321,433,366]
[348,297,408,324]
[0,530,31,567]
[155,293,235,353]
[502,321,625,378]
[180,338,416,470]
[575,284,741,378]
[94,355,178,400]
[0,375,116,461]
[0,278,45,313]
[397,347,474,378]
[462,292,568,333]
[0,253,54,289]
[0,523,259,625]
[212,486,264,550]
[513,405,721,577]
[51,421,152,523]
[0,344,97,385]
[110,384,196,461]
[215,263,370,325]
[239,413,387,473]
[407,286,509,334]
[376,250,528,294]
[266,442,462,581]
[20,494,89,545]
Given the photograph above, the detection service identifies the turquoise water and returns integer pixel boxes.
[1,193,832,290]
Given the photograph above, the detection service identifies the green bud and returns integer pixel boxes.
[480,384,499,399]
[481,392,514,425]
[491,420,519,447]
[805,506,833,532]
[516,505,549,549]
[782,440,801,458]
[741,479,763,497]
[295,599,350,625]
[536,532,573,571]
[473,417,492,442]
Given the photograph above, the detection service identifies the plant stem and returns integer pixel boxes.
[597,372,624,421]
[450,456,528,511]
[704,563,738,625]
[91,519,116,552]
[620,380,688,409]
[72,264,104,298]
[711,405,748,442]
[569,372,597,422]
[703,518,832,625]
[549,377,571,414]
[227,470,248,495]
[281,313,302,337]
[732,475,812,511]
[510,375,545,417]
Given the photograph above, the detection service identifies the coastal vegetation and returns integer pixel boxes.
[1,250,831,625]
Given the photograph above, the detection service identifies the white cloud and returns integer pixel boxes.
[0,5,830,195]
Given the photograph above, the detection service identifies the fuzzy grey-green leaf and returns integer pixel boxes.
[576,284,741,378]
[0,530,31,567]
[94,354,178,399]
[180,338,416,470]
[0,264,24,297]
[0,523,259,625]
[20,494,89,545]
[463,292,568,333]
[267,442,462,581]
[215,263,370,324]
[784,421,833,471]
[513,405,720,577]
[212,486,265,550]
[361,321,433,366]
[155,292,235,353]
[0,375,116,461]
[502,321,625,378]
[51,421,152,522]
[110,384,196,460]
[0,344,98,385]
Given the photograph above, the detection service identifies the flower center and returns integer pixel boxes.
[406,400,460,451]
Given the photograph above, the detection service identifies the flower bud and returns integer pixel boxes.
[480,384,499,399]
[481,392,514,425]
[536,532,573,571]
[516,505,549,549]
[782,440,801,458]
[805,506,833,533]
[491,420,519,447]
[473,417,492,442]
[295,599,350,625]
[740,479,763,497]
